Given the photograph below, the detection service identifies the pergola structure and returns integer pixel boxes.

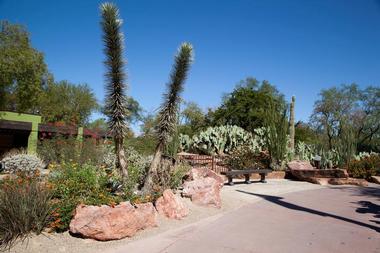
[0,111,109,156]
[0,111,41,154]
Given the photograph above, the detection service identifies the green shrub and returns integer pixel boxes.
[1,150,44,174]
[346,154,380,179]
[38,136,105,166]
[151,160,190,198]
[38,136,77,164]
[48,163,121,232]
[125,136,157,156]
[226,145,270,170]
[0,173,53,250]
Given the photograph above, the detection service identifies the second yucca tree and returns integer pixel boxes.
[143,43,193,192]
[100,3,129,179]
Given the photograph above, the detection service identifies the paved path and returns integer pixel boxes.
[111,185,380,253]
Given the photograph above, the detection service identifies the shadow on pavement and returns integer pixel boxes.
[331,186,380,201]
[354,201,380,225]
[236,190,380,233]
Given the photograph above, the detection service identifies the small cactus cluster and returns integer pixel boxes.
[294,142,344,168]
[354,151,379,161]
[1,151,44,174]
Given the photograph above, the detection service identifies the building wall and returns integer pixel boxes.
[0,111,41,154]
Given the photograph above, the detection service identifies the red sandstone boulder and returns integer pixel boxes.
[155,189,189,219]
[307,177,330,186]
[182,177,222,208]
[370,176,380,184]
[187,168,225,187]
[69,202,158,241]
[287,160,314,171]
[328,178,368,187]
[287,160,348,180]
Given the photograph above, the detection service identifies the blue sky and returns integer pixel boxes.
[1,0,380,131]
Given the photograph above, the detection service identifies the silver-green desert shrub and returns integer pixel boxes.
[1,150,44,174]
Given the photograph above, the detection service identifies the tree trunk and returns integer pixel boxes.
[115,137,128,181]
[142,142,163,193]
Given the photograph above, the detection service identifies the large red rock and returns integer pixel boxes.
[370,176,380,184]
[182,177,222,208]
[328,178,368,187]
[287,160,314,170]
[69,202,158,241]
[155,189,189,219]
[187,168,225,187]
[287,160,348,180]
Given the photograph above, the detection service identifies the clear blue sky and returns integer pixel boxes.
[1,0,380,130]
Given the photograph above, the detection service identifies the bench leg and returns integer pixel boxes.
[227,176,234,186]
[244,174,251,184]
[260,173,267,183]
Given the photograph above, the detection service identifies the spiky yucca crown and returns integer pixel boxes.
[100,2,128,138]
[157,43,193,146]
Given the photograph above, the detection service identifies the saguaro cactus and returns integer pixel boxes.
[289,96,295,152]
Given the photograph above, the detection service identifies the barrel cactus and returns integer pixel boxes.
[1,151,44,174]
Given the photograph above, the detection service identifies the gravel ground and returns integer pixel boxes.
[10,179,323,253]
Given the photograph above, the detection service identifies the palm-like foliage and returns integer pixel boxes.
[143,43,193,192]
[100,2,128,178]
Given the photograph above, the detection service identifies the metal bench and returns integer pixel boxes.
[221,168,272,185]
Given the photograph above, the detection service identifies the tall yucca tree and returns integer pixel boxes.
[143,43,193,192]
[100,3,128,179]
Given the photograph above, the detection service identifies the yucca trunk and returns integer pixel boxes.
[142,43,193,193]
[100,3,129,180]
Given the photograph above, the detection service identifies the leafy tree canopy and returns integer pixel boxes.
[39,80,98,126]
[310,84,380,152]
[0,20,47,112]
[179,101,206,136]
[208,77,286,132]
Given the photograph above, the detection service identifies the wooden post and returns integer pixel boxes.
[211,155,216,172]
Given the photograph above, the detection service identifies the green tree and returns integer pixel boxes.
[125,96,143,123]
[311,84,380,154]
[39,80,98,125]
[100,3,129,179]
[354,86,380,152]
[0,21,47,112]
[143,43,193,192]
[140,113,157,137]
[87,118,108,131]
[310,84,359,150]
[294,121,319,145]
[209,78,285,132]
[179,101,206,136]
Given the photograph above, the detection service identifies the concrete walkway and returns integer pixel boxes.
[110,185,380,253]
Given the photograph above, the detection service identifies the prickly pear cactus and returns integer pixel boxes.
[180,125,265,155]
[179,134,192,152]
